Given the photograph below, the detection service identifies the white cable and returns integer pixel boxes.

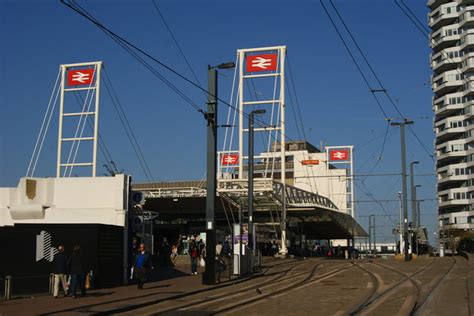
[220,55,238,176]
[26,69,61,177]
[31,81,62,177]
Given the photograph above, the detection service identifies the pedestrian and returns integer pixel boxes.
[68,245,86,298]
[189,240,198,275]
[216,241,226,272]
[132,243,153,289]
[170,244,178,265]
[52,245,68,298]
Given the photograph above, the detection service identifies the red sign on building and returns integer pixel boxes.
[67,69,95,86]
[301,159,320,165]
[246,54,278,72]
[221,154,239,165]
[329,149,350,161]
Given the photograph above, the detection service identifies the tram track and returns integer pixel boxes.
[349,256,458,315]
[91,258,311,315]
[212,261,356,315]
[124,260,355,315]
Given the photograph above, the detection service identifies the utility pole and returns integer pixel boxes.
[398,191,403,254]
[203,62,235,285]
[391,119,414,261]
[409,161,419,227]
[203,65,218,285]
[248,109,266,263]
[417,200,422,227]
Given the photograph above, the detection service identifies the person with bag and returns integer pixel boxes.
[132,243,153,289]
[189,240,198,275]
[68,245,86,298]
[52,245,68,298]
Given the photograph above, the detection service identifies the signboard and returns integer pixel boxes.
[246,54,278,72]
[67,69,95,86]
[329,148,350,161]
[221,154,239,165]
[301,159,319,165]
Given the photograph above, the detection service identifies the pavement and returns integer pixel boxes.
[0,263,238,316]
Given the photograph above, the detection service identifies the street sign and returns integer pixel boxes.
[246,54,278,72]
[67,69,94,86]
[329,148,350,161]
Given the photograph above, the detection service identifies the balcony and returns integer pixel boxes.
[428,0,451,11]
[437,149,467,163]
[429,4,459,30]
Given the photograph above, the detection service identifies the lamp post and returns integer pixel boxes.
[409,161,419,227]
[412,184,421,254]
[248,109,266,264]
[391,119,414,261]
[203,61,235,285]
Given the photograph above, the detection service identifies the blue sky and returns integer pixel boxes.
[0,1,436,243]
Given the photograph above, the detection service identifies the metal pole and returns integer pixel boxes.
[5,276,11,300]
[56,66,66,177]
[400,122,411,261]
[280,47,288,256]
[417,200,422,227]
[238,51,244,179]
[248,111,255,260]
[368,217,372,256]
[92,63,102,177]
[372,216,376,256]
[398,191,403,254]
[410,162,416,227]
[350,146,355,218]
[239,201,243,276]
[203,66,217,285]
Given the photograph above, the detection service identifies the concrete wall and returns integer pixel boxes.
[0,175,129,227]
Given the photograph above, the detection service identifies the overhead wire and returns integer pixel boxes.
[324,0,434,161]
[102,67,156,182]
[151,0,202,87]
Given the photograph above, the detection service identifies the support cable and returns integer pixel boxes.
[27,69,62,177]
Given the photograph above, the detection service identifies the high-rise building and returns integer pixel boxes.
[429,1,474,247]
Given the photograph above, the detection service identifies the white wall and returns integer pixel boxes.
[291,150,348,212]
[0,175,129,227]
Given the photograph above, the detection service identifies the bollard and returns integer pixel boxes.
[4,276,11,300]
[49,274,55,295]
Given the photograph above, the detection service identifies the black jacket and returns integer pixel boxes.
[68,253,85,275]
[52,252,68,274]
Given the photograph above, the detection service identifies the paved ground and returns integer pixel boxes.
[0,255,472,316]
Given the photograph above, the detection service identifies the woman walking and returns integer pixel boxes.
[189,240,198,275]
[68,245,86,298]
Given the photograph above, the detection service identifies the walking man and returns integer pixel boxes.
[68,245,86,298]
[133,243,153,289]
[52,245,68,298]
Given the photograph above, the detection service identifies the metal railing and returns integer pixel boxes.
[1,274,55,301]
